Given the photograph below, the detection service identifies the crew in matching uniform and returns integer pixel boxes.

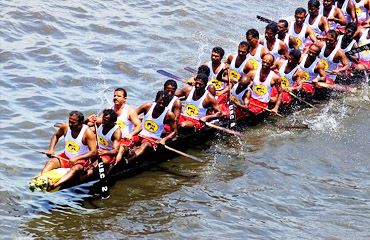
[225,41,254,83]
[228,74,252,120]
[246,29,270,70]
[277,19,299,51]
[320,0,348,30]
[353,0,370,24]
[305,0,330,42]
[338,22,359,64]
[260,22,289,61]
[335,0,358,25]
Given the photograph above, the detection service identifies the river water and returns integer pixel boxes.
[1,0,370,239]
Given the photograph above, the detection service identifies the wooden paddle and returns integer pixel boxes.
[256,16,276,24]
[16,143,71,162]
[157,70,189,84]
[94,123,110,199]
[345,43,370,56]
[180,113,244,136]
[248,102,284,118]
[184,67,197,74]
[311,82,357,93]
[288,92,323,112]
[139,135,203,162]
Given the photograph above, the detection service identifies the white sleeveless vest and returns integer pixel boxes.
[167,95,178,111]
[114,104,135,138]
[183,87,209,118]
[64,125,90,159]
[299,54,320,83]
[231,82,250,105]
[229,54,249,81]
[263,39,281,62]
[288,22,308,50]
[208,62,226,90]
[358,28,370,61]
[335,0,352,23]
[97,124,119,150]
[320,5,337,30]
[354,0,369,23]
[319,43,341,80]
[251,68,274,103]
[278,60,300,87]
[140,103,168,140]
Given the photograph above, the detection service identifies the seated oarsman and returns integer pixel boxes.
[246,28,270,70]
[40,111,97,190]
[271,49,304,105]
[127,91,177,162]
[353,0,370,25]
[337,22,359,64]
[176,73,224,131]
[187,65,217,96]
[87,88,142,164]
[320,0,348,30]
[260,22,289,61]
[244,54,283,115]
[352,24,370,70]
[277,19,299,51]
[205,47,228,97]
[305,0,330,42]
[225,41,255,84]
[228,74,252,120]
[335,0,358,26]
[299,44,327,96]
[316,30,350,82]
[288,8,317,51]
[162,80,182,135]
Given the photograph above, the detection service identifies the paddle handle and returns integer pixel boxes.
[288,92,322,112]
[157,70,189,84]
[248,102,283,118]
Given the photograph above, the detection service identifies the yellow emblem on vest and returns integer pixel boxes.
[232,95,241,104]
[185,104,199,116]
[116,120,125,130]
[319,58,329,70]
[302,71,310,82]
[281,76,290,87]
[356,7,362,16]
[295,37,302,46]
[210,78,223,89]
[248,59,258,70]
[144,120,159,133]
[98,136,109,147]
[359,42,370,54]
[66,141,80,153]
[229,70,241,80]
[254,85,268,96]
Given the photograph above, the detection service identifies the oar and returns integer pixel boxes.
[345,43,370,56]
[94,123,110,199]
[157,70,189,84]
[288,92,322,112]
[54,122,63,128]
[180,113,244,136]
[248,102,284,118]
[139,135,203,162]
[256,15,277,24]
[227,69,237,128]
[184,67,197,74]
[16,143,71,162]
[312,82,357,93]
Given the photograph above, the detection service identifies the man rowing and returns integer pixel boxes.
[320,0,348,30]
[305,0,330,42]
[163,80,182,122]
[40,111,97,190]
[277,19,299,51]
[288,8,317,50]
[271,49,304,105]
[246,28,270,69]
[299,44,327,96]
[353,0,370,24]
[127,91,177,162]
[187,65,217,96]
[337,22,359,64]
[204,47,228,96]
[316,30,350,82]
[260,22,289,61]
[88,88,142,164]
[245,53,283,115]
[176,73,223,131]
[335,0,358,25]
[228,74,252,120]
[352,23,370,70]
[225,41,255,83]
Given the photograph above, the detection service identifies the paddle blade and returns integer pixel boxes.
[157,70,185,82]
[256,15,276,24]
[184,67,197,74]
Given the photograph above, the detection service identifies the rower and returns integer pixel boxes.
[337,22,359,64]
[335,0,358,25]
[225,41,255,83]
[320,0,348,30]
[353,0,370,25]
[40,111,97,190]
[176,73,224,131]
[260,22,289,61]
[246,28,270,69]
[187,65,217,96]
[163,80,182,122]
[305,0,330,42]
[245,54,283,115]
[316,30,350,82]
[277,19,299,51]
[87,88,142,164]
[299,44,327,96]
[352,24,370,70]
[288,8,317,51]
[271,49,304,105]
[205,47,228,97]
[127,91,177,163]
[228,74,252,120]
[85,109,122,179]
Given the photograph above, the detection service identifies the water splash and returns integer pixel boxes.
[192,30,210,67]
[94,56,111,114]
